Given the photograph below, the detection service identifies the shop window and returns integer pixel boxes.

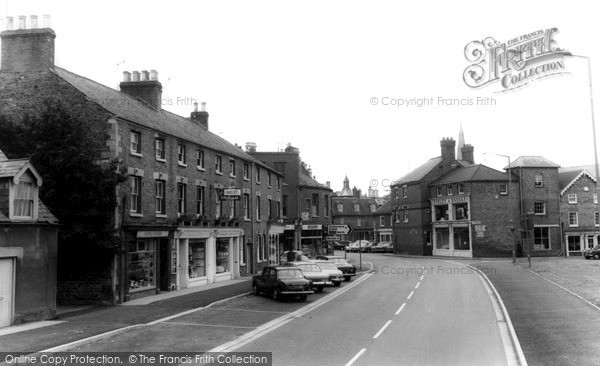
[567,236,581,252]
[129,240,156,291]
[453,228,470,250]
[188,240,206,278]
[216,238,230,273]
[454,203,469,220]
[533,227,550,250]
[435,205,449,221]
[435,228,450,249]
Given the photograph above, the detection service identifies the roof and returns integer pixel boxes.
[560,165,598,180]
[394,157,442,184]
[507,156,560,169]
[432,165,513,185]
[298,166,331,190]
[558,168,597,195]
[373,199,392,215]
[332,196,379,216]
[52,67,279,175]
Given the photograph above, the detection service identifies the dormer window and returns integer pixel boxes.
[6,167,42,221]
[13,180,35,218]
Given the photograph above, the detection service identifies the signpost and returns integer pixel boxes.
[324,235,340,241]
[327,224,353,235]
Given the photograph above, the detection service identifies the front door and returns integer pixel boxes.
[0,259,14,327]
[159,238,170,291]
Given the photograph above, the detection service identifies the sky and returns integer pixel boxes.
[2,0,599,196]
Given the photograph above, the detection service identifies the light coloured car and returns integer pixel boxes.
[312,260,344,287]
[285,261,330,292]
[371,241,393,253]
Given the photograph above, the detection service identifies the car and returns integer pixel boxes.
[332,241,347,250]
[358,240,374,252]
[315,255,357,281]
[312,260,344,286]
[280,250,310,265]
[252,266,313,301]
[284,261,331,292]
[345,241,360,252]
[371,241,393,253]
[583,244,600,259]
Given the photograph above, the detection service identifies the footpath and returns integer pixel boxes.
[469,259,600,366]
[0,279,251,353]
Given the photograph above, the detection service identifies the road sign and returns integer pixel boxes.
[324,235,341,241]
[327,224,353,235]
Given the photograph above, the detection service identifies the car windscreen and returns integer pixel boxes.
[316,262,337,270]
[331,258,349,264]
[277,269,304,279]
[298,264,321,272]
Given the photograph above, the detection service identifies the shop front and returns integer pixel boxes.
[565,232,600,256]
[268,223,285,265]
[431,196,473,258]
[176,228,243,289]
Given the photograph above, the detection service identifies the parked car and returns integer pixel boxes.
[285,261,330,292]
[583,245,600,259]
[312,260,344,287]
[345,241,360,252]
[358,240,374,252]
[280,250,310,265]
[315,255,357,281]
[252,266,313,301]
[371,241,393,253]
[332,241,347,250]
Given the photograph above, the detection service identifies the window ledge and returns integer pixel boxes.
[130,152,143,158]
[197,167,205,172]
[216,171,223,176]
[230,174,236,178]
[130,212,143,218]
[178,162,187,168]
[156,214,167,218]
[156,157,166,163]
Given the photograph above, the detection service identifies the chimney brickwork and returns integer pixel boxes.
[440,138,456,162]
[1,16,56,73]
[119,70,163,110]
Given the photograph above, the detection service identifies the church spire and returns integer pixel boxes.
[457,122,465,160]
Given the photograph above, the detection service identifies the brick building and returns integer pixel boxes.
[373,199,393,243]
[558,168,600,256]
[0,149,58,326]
[0,18,283,303]
[247,144,333,257]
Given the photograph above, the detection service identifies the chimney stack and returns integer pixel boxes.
[245,142,257,152]
[1,15,56,72]
[460,144,475,165]
[440,138,456,162]
[119,70,163,110]
[190,101,209,130]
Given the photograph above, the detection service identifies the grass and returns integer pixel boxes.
[515,256,600,307]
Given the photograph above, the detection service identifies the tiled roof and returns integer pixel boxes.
[507,156,560,169]
[394,157,442,184]
[432,165,512,185]
[0,159,29,179]
[52,67,278,174]
[560,165,598,180]
[558,168,596,194]
[373,199,392,215]
[298,167,331,190]
[332,197,379,216]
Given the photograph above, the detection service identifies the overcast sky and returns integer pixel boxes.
[2,0,599,196]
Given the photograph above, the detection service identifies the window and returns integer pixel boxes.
[567,236,581,252]
[155,138,165,161]
[595,194,598,204]
[130,176,141,213]
[533,227,550,249]
[402,186,407,198]
[215,155,222,174]
[370,204,377,212]
[177,182,186,215]
[454,203,469,220]
[534,173,543,187]
[395,210,401,223]
[380,216,385,227]
[177,144,186,165]
[568,212,579,227]
[188,240,206,278]
[447,186,453,196]
[312,194,319,217]
[324,195,329,217]
[458,184,464,194]
[215,196,222,218]
[243,163,249,180]
[197,150,205,170]
[499,184,508,195]
[282,195,288,217]
[130,131,141,155]
[243,194,250,220]
[404,208,409,222]
[435,205,449,221]
[596,212,600,226]
[268,198,273,219]
[436,187,442,196]
[534,201,546,215]
[155,180,165,215]
[228,200,236,219]
[13,181,35,218]
[568,194,577,204]
[256,166,261,183]
[276,201,281,219]
[395,189,399,199]
[196,186,205,216]
[268,172,272,187]
[256,196,261,220]
[354,204,360,212]
[277,176,281,190]
[337,203,343,213]
[357,218,362,227]
[229,159,236,177]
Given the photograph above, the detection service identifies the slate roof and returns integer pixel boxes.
[507,156,560,169]
[558,167,596,194]
[52,67,279,174]
[373,199,392,215]
[332,196,379,216]
[0,159,30,179]
[395,157,442,184]
[432,165,514,185]
[298,165,331,190]
[560,165,598,180]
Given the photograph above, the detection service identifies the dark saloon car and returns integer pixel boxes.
[252,266,313,301]
[285,261,330,292]
[583,244,600,259]
[315,255,356,281]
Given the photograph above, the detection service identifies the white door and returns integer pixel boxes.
[0,259,15,327]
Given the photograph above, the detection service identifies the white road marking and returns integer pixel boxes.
[373,320,392,339]
[407,291,414,300]
[345,348,367,366]
[163,321,255,329]
[395,303,406,315]
[415,282,420,289]
[420,275,424,280]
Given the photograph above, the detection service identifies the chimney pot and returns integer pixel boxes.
[149,69,158,81]
[30,15,38,28]
[42,15,51,28]
[201,102,207,112]
[18,15,26,29]
[141,70,149,81]
[245,142,257,152]
[122,71,131,82]
[5,17,13,30]
[193,102,198,112]
[132,71,140,82]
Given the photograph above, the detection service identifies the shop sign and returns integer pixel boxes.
[137,231,169,238]
[431,196,469,205]
[284,225,295,230]
[220,188,241,201]
[215,229,243,238]
[302,224,322,230]
[179,230,212,239]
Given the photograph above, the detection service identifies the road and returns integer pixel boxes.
[236,254,508,366]
[66,253,510,365]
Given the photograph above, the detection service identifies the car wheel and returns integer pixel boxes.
[344,276,351,282]
[252,283,260,295]
[315,286,324,293]
[594,254,600,260]
[333,281,341,287]
[272,289,280,301]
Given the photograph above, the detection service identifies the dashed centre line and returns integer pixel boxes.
[415,282,421,289]
[373,320,393,339]
[395,303,406,315]
[345,348,367,366]
[407,291,414,300]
